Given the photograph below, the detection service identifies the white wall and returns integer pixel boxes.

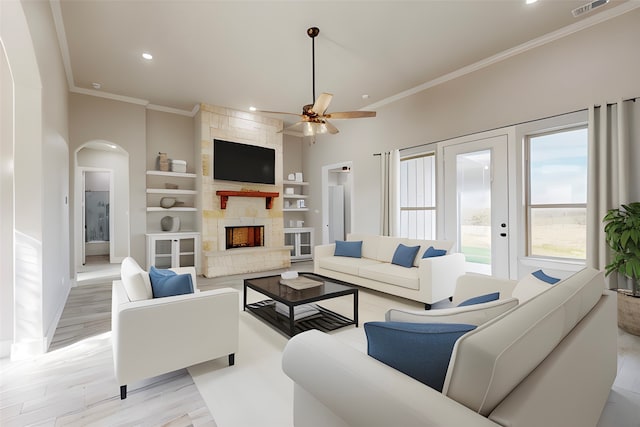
[146,109,194,172]
[0,36,16,356]
[1,0,70,357]
[303,8,640,267]
[69,94,146,265]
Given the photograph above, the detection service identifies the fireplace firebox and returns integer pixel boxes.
[226,226,264,249]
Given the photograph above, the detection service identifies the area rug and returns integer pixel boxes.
[188,296,371,427]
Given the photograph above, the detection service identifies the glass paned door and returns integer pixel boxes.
[444,135,509,278]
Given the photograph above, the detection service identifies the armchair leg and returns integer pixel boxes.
[229,353,235,366]
[120,385,127,400]
[424,303,432,310]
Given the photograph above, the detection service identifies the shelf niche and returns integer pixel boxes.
[216,190,280,210]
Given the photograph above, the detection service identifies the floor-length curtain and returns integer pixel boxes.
[380,150,400,236]
[586,99,631,289]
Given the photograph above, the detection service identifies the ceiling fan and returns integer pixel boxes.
[259,27,376,137]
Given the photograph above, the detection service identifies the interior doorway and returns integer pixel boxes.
[322,161,353,244]
[74,141,129,285]
[81,169,113,266]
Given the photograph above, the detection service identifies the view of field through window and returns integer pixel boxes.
[528,127,588,260]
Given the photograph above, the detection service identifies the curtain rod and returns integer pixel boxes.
[373,96,637,156]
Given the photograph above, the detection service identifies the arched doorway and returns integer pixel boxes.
[74,141,130,283]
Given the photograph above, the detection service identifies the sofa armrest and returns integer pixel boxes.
[112,281,239,385]
[385,297,518,326]
[452,273,517,305]
[313,243,336,272]
[282,330,500,427]
[418,253,466,303]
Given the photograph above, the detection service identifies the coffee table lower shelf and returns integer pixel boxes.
[246,299,356,337]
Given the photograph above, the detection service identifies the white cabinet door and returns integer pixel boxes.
[146,232,200,272]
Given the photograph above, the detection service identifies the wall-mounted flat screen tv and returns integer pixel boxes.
[213,139,275,185]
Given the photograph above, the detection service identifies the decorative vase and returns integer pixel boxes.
[157,152,169,171]
[160,197,176,208]
[160,216,180,232]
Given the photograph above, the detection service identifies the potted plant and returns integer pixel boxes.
[603,202,640,336]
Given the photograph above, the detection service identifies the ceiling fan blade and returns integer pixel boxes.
[324,121,339,134]
[310,93,333,116]
[324,111,377,119]
[256,110,303,117]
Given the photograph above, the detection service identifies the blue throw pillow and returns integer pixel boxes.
[334,240,363,258]
[365,322,476,392]
[391,244,420,268]
[422,246,447,258]
[149,266,194,298]
[532,269,561,284]
[457,292,500,307]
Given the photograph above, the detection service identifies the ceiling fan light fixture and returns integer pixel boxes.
[260,26,375,137]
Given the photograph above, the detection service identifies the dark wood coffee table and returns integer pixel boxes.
[243,272,358,337]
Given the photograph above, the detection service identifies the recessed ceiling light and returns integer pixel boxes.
[108,144,117,149]
[361,94,370,99]
[142,52,153,60]
[91,82,101,89]
[526,0,538,4]
[249,106,257,111]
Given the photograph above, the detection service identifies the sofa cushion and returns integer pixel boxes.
[334,240,363,258]
[512,270,560,303]
[318,256,382,276]
[120,257,153,301]
[359,263,420,290]
[531,269,561,284]
[422,246,447,258]
[149,266,194,298]
[347,234,381,260]
[443,267,604,416]
[457,292,500,307]
[365,322,477,392]
[391,244,421,268]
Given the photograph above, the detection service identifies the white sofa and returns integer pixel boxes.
[282,267,617,427]
[112,257,239,399]
[314,233,466,308]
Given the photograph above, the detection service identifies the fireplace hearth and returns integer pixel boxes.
[226,226,264,249]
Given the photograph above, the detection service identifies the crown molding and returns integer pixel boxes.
[51,0,640,118]
[147,104,196,117]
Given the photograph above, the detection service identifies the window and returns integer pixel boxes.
[526,127,588,260]
[400,153,436,239]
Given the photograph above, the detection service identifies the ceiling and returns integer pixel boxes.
[53,0,636,123]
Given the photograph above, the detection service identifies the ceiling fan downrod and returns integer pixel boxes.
[307,27,320,104]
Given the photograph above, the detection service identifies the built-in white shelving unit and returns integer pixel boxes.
[146,170,200,271]
[283,180,312,260]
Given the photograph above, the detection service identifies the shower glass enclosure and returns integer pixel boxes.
[85,191,110,242]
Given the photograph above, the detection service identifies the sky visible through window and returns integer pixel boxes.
[530,128,588,205]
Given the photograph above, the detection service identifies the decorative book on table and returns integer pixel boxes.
[275,302,320,320]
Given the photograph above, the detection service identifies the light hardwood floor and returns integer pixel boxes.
[2,262,639,426]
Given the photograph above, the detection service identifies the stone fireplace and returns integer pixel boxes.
[195,103,291,277]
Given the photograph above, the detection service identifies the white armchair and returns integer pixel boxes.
[112,257,239,399]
